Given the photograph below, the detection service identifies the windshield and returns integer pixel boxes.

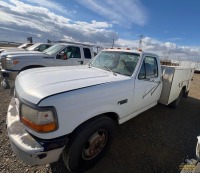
[91,51,140,76]
[43,44,65,56]
[18,43,27,48]
[26,43,40,51]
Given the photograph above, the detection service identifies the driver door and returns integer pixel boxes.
[132,56,162,112]
[54,46,83,66]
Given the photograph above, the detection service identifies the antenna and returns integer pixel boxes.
[138,34,144,49]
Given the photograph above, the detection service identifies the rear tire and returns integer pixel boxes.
[170,89,183,108]
[62,116,115,172]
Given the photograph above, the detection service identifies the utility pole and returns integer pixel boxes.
[112,38,114,48]
[138,34,144,49]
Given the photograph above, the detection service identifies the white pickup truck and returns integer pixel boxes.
[0,43,94,88]
[7,48,194,172]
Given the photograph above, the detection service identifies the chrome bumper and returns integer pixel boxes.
[7,98,66,166]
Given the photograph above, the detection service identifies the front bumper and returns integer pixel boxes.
[0,69,18,80]
[7,98,67,166]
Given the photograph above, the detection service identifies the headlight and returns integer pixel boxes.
[20,104,58,133]
[6,58,19,68]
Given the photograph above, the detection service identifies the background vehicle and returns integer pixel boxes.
[7,48,194,172]
[0,43,52,55]
[0,42,95,88]
[0,43,34,54]
[0,43,53,88]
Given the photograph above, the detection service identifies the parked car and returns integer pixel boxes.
[7,48,194,172]
[0,43,94,88]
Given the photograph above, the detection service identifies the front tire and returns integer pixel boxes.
[62,116,115,172]
[1,79,10,89]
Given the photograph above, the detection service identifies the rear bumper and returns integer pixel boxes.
[7,98,68,166]
[0,69,18,80]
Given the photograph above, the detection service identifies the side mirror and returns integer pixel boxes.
[59,51,68,60]
[59,51,65,56]
[138,73,145,79]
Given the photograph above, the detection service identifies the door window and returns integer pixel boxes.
[83,48,92,59]
[138,56,158,79]
[57,46,81,60]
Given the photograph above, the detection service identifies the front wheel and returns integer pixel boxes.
[1,79,10,89]
[62,116,115,172]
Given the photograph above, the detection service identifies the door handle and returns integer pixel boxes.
[78,60,84,65]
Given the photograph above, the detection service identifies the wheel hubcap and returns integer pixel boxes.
[82,130,107,160]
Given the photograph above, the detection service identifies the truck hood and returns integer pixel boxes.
[15,66,130,104]
[2,47,24,52]
[0,51,43,59]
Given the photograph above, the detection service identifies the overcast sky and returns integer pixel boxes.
[1,0,200,61]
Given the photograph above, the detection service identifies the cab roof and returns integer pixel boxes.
[101,48,158,57]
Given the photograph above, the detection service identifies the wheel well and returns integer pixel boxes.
[182,86,186,93]
[69,112,119,138]
[182,86,188,98]
[103,112,119,124]
[20,65,44,72]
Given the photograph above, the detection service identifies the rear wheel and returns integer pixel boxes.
[62,116,115,172]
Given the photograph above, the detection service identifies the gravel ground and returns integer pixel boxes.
[0,74,200,173]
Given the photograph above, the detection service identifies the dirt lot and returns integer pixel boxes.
[0,74,200,173]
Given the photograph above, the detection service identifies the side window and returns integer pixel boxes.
[56,46,81,60]
[83,48,92,59]
[67,46,81,59]
[138,56,158,79]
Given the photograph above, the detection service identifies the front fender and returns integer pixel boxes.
[35,82,132,139]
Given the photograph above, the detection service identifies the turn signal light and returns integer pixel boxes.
[21,116,57,133]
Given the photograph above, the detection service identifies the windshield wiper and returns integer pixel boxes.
[89,61,117,76]
[102,65,117,76]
